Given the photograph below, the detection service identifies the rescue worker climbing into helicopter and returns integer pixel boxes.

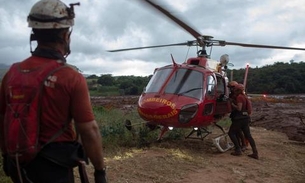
[228,83,259,159]
[227,81,248,151]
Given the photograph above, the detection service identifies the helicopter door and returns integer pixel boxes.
[216,75,225,98]
[214,75,230,117]
[203,75,216,116]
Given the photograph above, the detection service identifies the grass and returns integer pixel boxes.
[93,106,157,149]
[92,105,233,154]
[89,86,121,96]
[91,105,233,156]
[0,104,230,182]
[0,161,12,183]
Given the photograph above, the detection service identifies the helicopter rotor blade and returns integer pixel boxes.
[108,42,193,52]
[142,0,203,44]
[218,41,305,51]
[108,1,305,54]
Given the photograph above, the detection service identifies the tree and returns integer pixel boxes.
[97,74,115,86]
[87,74,99,79]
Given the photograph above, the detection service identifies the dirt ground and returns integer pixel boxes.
[82,95,305,183]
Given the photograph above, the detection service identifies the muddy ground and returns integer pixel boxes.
[250,97,305,142]
[82,95,305,183]
[91,95,305,143]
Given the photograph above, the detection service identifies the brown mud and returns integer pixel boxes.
[90,95,305,143]
[79,95,305,183]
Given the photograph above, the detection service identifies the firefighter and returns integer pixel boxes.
[227,81,248,152]
[0,0,107,182]
[229,84,258,159]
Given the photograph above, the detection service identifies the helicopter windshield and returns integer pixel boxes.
[145,68,203,100]
[145,68,172,93]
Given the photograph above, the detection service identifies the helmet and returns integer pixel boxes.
[27,0,79,29]
[227,81,238,87]
[235,84,245,90]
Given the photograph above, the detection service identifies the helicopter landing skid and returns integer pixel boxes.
[212,134,234,152]
[185,127,211,140]
[184,124,234,152]
[212,123,234,152]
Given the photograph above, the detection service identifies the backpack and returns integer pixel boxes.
[3,60,65,165]
[245,96,252,115]
[230,95,252,120]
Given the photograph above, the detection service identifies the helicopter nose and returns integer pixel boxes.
[138,97,178,121]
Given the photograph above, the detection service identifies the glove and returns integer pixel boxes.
[94,168,107,183]
[2,154,9,176]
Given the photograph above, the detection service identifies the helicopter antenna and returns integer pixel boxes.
[184,46,191,63]
[170,54,177,66]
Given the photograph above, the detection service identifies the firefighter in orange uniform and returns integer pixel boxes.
[0,0,107,182]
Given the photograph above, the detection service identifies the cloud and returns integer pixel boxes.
[0,0,304,76]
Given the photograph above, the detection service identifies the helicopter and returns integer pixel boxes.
[108,0,305,152]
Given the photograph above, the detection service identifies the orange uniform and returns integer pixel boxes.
[0,55,94,147]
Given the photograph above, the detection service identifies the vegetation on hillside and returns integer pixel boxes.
[1,61,304,95]
[232,61,305,94]
[86,61,305,95]
[87,74,152,96]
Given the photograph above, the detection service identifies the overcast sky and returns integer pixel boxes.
[1,0,305,76]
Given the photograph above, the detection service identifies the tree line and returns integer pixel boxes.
[87,61,305,95]
[86,74,152,95]
[232,61,305,94]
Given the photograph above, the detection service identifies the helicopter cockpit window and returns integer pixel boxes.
[206,75,216,97]
[164,69,203,100]
[145,68,171,93]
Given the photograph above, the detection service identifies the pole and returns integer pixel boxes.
[230,70,233,81]
[243,63,249,90]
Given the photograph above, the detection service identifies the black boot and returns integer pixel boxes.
[231,149,242,156]
[248,148,258,159]
[248,153,258,159]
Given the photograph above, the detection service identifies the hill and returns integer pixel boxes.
[231,61,305,94]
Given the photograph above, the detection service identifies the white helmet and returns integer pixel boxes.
[27,0,80,29]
